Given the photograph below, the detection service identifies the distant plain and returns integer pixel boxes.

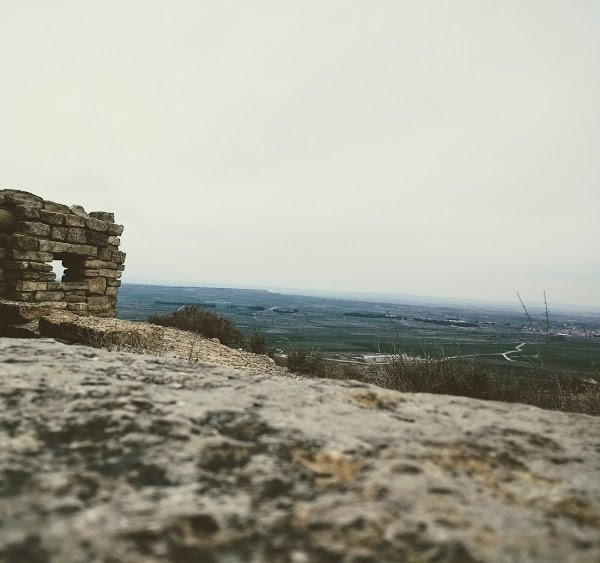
[118,284,600,377]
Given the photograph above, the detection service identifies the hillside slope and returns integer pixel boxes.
[0,300,286,376]
[1,339,599,561]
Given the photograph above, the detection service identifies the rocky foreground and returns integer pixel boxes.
[1,339,599,562]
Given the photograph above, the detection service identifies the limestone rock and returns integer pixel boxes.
[89,211,115,222]
[69,205,88,218]
[0,300,68,324]
[0,339,599,562]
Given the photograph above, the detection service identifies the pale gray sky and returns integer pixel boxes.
[1,1,598,306]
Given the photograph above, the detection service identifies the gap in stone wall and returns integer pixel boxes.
[58,254,85,283]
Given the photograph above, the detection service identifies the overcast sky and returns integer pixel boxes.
[1,1,598,307]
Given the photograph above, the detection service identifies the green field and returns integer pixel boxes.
[118,284,600,377]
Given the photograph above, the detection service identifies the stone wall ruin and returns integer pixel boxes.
[0,189,125,317]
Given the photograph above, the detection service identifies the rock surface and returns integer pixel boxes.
[1,339,599,562]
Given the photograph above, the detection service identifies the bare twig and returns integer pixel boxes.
[517,291,535,332]
[543,290,550,347]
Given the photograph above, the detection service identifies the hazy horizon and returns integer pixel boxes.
[1,2,598,307]
[122,276,600,313]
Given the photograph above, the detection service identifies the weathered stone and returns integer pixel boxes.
[5,270,55,281]
[69,204,88,218]
[66,228,86,244]
[16,221,51,237]
[64,214,86,227]
[13,204,41,220]
[13,281,48,291]
[51,226,68,241]
[112,250,126,263]
[64,291,88,302]
[104,286,118,296]
[82,268,122,279]
[1,339,600,562]
[39,209,66,225]
[7,290,36,301]
[1,302,45,325]
[67,302,88,312]
[96,247,110,260]
[62,281,89,291]
[43,200,71,213]
[7,234,38,251]
[85,231,109,247]
[2,260,53,272]
[89,211,114,222]
[107,235,120,245]
[86,217,109,232]
[38,240,97,256]
[6,249,53,261]
[107,223,124,235]
[1,189,43,206]
[83,259,118,269]
[33,290,64,301]
[88,277,106,294]
[0,301,66,324]
[87,295,111,309]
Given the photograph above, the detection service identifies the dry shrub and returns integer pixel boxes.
[490,370,600,416]
[283,347,365,380]
[248,330,268,355]
[371,356,600,416]
[87,328,165,355]
[148,305,244,348]
[285,346,326,375]
[283,348,600,417]
[317,361,365,381]
[373,355,493,399]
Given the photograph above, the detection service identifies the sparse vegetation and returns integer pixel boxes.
[375,355,600,415]
[375,355,493,397]
[284,346,326,375]
[148,305,245,348]
[248,330,269,355]
[281,346,365,379]
[86,326,166,355]
[281,348,600,416]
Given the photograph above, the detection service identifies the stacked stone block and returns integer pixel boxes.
[0,189,125,317]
